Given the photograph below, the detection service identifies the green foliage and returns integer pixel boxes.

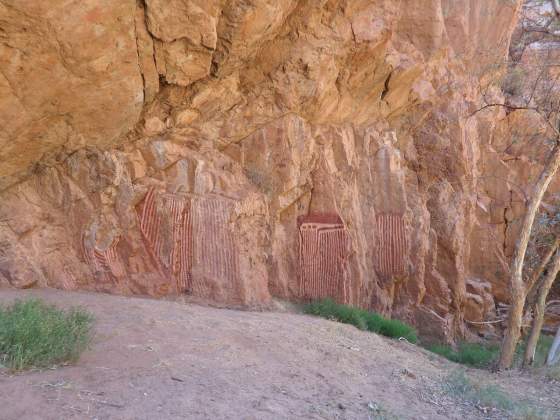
[426,342,499,368]
[305,298,367,330]
[516,334,554,368]
[443,370,548,419]
[375,317,418,343]
[427,334,554,370]
[0,299,94,371]
[304,299,417,343]
[536,334,554,366]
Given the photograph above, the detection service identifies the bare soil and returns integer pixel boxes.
[0,289,558,420]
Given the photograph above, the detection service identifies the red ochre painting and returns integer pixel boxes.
[374,213,407,278]
[190,196,240,298]
[137,187,192,293]
[297,214,351,304]
[133,188,240,297]
[82,235,126,285]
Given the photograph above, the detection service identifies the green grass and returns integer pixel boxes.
[426,342,499,368]
[0,299,94,371]
[304,299,418,343]
[443,370,548,419]
[426,334,554,369]
[515,334,554,368]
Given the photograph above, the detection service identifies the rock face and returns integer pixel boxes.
[0,0,532,340]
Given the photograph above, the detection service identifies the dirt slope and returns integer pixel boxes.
[0,289,558,420]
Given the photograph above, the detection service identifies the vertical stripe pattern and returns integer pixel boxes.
[136,189,240,297]
[83,235,125,284]
[137,187,193,294]
[191,196,240,299]
[298,214,350,304]
[374,213,407,278]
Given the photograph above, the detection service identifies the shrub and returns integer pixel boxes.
[427,342,499,368]
[426,343,457,362]
[305,299,368,330]
[428,335,555,369]
[376,317,418,343]
[304,299,417,343]
[0,299,94,371]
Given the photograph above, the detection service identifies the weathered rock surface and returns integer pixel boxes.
[1,0,539,340]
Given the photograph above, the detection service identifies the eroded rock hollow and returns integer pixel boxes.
[2,0,541,341]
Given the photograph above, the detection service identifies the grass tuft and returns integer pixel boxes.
[515,334,554,368]
[304,299,418,343]
[426,334,554,370]
[426,342,499,368]
[0,299,94,371]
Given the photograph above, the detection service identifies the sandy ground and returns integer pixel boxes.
[0,288,558,420]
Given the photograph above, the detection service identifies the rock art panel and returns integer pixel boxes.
[191,196,241,301]
[298,214,350,304]
[0,0,530,338]
[374,213,408,278]
[136,189,243,300]
[137,187,193,294]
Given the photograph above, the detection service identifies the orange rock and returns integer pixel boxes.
[3,0,544,340]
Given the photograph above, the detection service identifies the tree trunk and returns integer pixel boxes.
[498,141,560,370]
[523,250,560,367]
[522,236,560,332]
[525,236,560,301]
[547,325,560,366]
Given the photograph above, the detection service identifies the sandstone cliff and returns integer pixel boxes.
[0,0,529,341]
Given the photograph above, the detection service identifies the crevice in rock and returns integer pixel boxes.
[210,6,226,78]
[136,0,161,99]
[503,206,508,254]
[502,156,522,162]
[381,71,392,100]
[350,21,357,44]
[503,190,513,254]
[133,1,147,105]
